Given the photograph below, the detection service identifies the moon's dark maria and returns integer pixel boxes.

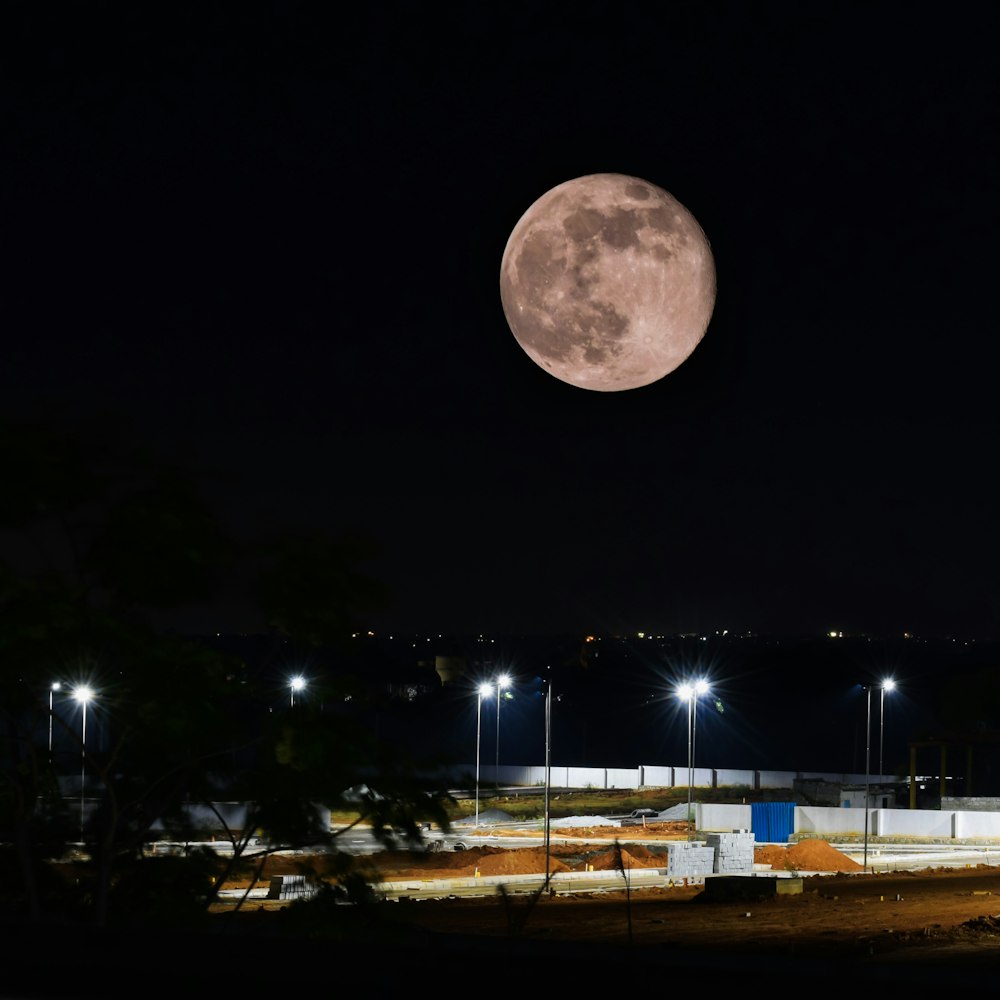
[500,173,716,391]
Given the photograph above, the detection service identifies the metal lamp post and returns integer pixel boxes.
[475,682,492,828]
[48,682,61,763]
[289,675,306,707]
[544,679,552,887]
[691,678,709,797]
[677,679,709,840]
[494,673,510,795]
[72,685,95,841]
[678,684,693,833]
[879,678,895,782]
[862,677,896,871]
[863,683,872,872]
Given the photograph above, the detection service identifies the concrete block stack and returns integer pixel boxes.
[267,874,317,900]
[706,830,755,874]
[661,840,716,877]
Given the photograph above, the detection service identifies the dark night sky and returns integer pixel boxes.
[3,3,999,643]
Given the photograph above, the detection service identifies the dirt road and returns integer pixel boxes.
[218,830,1000,977]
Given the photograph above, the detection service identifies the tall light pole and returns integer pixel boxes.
[863,683,872,872]
[289,675,306,708]
[879,678,896,782]
[72,685,94,841]
[475,682,492,828]
[677,679,709,840]
[691,678,709,797]
[544,679,552,888]
[494,672,510,795]
[48,682,61,763]
[680,685,693,832]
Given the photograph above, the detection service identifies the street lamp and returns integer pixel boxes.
[544,678,553,887]
[861,677,896,872]
[879,678,896,782]
[863,683,872,872]
[475,682,493,828]
[677,679,709,840]
[71,685,95,840]
[48,682,61,763]
[494,673,511,795]
[289,675,306,707]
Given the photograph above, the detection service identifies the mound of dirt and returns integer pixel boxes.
[240,838,860,886]
[584,844,665,871]
[754,839,862,873]
[352,844,575,881]
[472,847,572,877]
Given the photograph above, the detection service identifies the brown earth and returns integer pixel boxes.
[14,827,1000,997]
[219,828,1000,970]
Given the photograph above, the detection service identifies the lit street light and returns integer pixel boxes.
[289,675,306,707]
[48,682,61,763]
[544,678,553,884]
[677,679,709,840]
[495,673,511,795]
[71,685,95,840]
[861,677,896,872]
[862,683,872,872]
[475,682,493,828]
[879,678,896,781]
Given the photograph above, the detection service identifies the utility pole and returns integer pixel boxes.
[544,681,552,887]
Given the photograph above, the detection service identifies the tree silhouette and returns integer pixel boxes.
[0,417,451,929]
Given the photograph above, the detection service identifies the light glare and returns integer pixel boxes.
[72,685,94,705]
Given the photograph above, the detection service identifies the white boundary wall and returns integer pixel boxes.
[639,765,676,786]
[698,803,752,831]
[714,768,755,787]
[955,811,1000,838]
[656,803,1000,841]
[796,805,871,837]
[874,807,953,838]
[485,764,878,792]
[471,764,1000,842]
[606,767,641,789]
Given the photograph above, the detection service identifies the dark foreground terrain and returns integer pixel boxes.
[8,848,1000,998]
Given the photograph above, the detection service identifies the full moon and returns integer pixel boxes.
[499,173,716,391]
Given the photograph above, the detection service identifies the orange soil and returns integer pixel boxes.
[223,835,1000,966]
